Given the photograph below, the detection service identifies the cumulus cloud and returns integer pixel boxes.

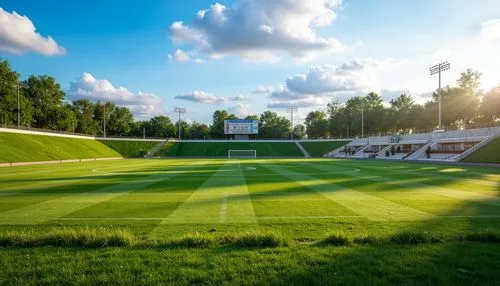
[230,94,249,101]
[251,85,274,94]
[67,73,163,119]
[266,58,407,108]
[175,90,228,104]
[0,8,65,56]
[168,0,345,63]
[229,103,254,117]
[167,48,206,63]
[480,19,500,42]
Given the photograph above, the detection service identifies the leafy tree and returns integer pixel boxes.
[305,111,329,138]
[480,85,500,122]
[293,124,306,139]
[457,69,482,97]
[259,111,290,139]
[0,60,32,127]
[189,122,210,139]
[107,106,134,136]
[148,115,176,138]
[23,75,65,129]
[70,99,99,135]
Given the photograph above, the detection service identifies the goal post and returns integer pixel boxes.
[228,150,256,159]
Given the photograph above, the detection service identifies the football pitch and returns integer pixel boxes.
[1,158,500,284]
[1,158,499,235]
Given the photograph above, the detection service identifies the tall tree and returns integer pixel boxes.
[71,99,99,135]
[293,124,306,139]
[189,122,210,139]
[457,69,482,97]
[148,115,176,138]
[305,111,329,138]
[0,60,32,127]
[480,85,500,122]
[107,106,134,136]
[24,75,65,129]
[259,111,290,139]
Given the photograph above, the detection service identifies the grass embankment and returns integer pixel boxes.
[99,140,160,158]
[0,132,120,163]
[462,136,500,164]
[157,141,303,157]
[300,140,351,157]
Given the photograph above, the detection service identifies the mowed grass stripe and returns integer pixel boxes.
[0,161,209,224]
[63,164,224,220]
[240,160,359,218]
[303,162,500,207]
[154,161,256,226]
[262,161,434,221]
[0,160,174,194]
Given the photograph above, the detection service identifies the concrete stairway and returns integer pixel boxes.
[145,140,169,158]
[295,141,311,158]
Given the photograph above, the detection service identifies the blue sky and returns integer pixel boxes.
[1,0,499,123]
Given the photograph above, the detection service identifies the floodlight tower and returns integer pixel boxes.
[286,107,297,140]
[430,61,451,130]
[174,107,186,140]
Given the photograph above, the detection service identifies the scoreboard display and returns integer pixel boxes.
[224,120,259,135]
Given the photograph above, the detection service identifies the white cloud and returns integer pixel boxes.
[168,0,345,63]
[230,94,249,101]
[266,58,407,108]
[0,8,65,56]
[251,85,273,94]
[480,19,500,42]
[67,73,163,119]
[175,90,228,104]
[167,48,206,63]
[229,103,254,117]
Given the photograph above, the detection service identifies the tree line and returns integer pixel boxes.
[1,60,499,139]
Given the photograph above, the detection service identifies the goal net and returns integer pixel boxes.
[228,150,256,159]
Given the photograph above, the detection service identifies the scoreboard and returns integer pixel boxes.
[224,120,259,135]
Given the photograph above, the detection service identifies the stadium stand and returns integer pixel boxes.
[327,126,500,163]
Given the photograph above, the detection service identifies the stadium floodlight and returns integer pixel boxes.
[430,61,451,130]
[286,107,297,140]
[174,107,186,140]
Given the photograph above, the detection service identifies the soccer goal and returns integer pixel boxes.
[228,150,257,159]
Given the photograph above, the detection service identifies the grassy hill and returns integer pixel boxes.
[99,140,160,158]
[462,136,500,164]
[157,141,303,157]
[0,132,120,163]
[300,140,351,157]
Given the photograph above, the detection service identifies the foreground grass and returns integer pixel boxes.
[1,242,499,285]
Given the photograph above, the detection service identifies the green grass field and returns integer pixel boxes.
[463,136,500,164]
[0,132,120,163]
[300,140,351,157]
[99,139,160,158]
[1,158,499,284]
